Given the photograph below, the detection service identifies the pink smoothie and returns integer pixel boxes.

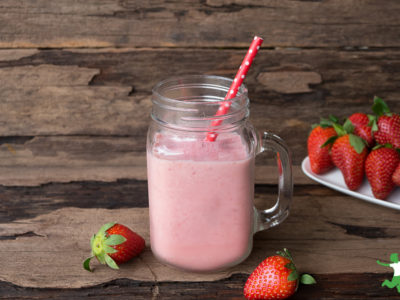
[147,133,254,271]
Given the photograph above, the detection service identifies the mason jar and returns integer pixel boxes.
[147,75,293,272]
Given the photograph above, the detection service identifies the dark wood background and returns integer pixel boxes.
[1,1,400,299]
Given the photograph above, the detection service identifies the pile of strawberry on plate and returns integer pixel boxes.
[307,97,400,200]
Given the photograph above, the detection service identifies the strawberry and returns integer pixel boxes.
[365,146,400,199]
[331,120,368,190]
[392,162,400,186]
[348,112,369,127]
[244,249,315,300]
[83,222,145,272]
[307,124,337,174]
[348,113,374,147]
[371,97,400,149]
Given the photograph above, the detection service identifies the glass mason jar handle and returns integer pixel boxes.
[254,132,293,233]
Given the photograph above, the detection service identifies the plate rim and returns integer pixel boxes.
[301,156,400,211]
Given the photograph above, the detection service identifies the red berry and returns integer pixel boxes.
[349,113,374,147]
[307,126,337,174]
[83,222,145,271]
[331,135,368,190]
[348,113,369,127]
[374,114,400,149]
[244,256,295,300]
[244,249,315,300]
[106,224,145,265]
[392,162,400,186]
[366,147,400,199]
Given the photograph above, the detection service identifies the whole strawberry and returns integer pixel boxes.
[348,113,374,147]
[392,162,400,186]
[83,222,145,271]
[331,120,368,190]
[307,123,337,174]
[365,146,400,199]
[244,249,315,300]
[371,97,400,149]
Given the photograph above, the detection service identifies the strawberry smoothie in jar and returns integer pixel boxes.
[147,75,293,272]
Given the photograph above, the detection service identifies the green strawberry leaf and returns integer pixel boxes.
[343,119,354,134]
[104,245,118,254]
[319,118,332,128]
[368,114,379,132]
[397,149,400,154]
[329,115,338,123]
[372,144,384,151]
[105,234,126,246]
[300,274,317,285]
[277,248,293,261]
[372,96,391,116]
[96,252,107,264]
[97,222,116,236]
[333,123,346,137]
[287,270,299,281]
[367,114,376,123]
[105,254,119,270]
[349,134,365,154]
[90,234,95,249]
[276,250,286,257]
[311,123,319,129]
[321,136,338,148]
[284,248,293,260]
[83,256,93,272]
[285,262,296,270]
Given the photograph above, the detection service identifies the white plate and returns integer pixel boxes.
[301,156,400,211]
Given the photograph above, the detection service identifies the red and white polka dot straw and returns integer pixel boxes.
[206,36,263,142]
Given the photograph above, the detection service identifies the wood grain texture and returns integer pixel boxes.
[0,0,399,48]
[0,185,398,288]
[2,48,400,137]
[0,136,311,186]
[0,273,398,300]
[0,183,324,223]
[1,1,399,298]
[1,47,400,185]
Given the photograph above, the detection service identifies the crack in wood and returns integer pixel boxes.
[0,136,34,146]
[328,222,395,239]
[138,256,160,299]
[0,231,43,240]
[201,1,265,14]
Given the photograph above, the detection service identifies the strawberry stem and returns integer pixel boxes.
[83,256,94,272]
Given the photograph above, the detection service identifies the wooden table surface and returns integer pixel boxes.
[1,1,400,299]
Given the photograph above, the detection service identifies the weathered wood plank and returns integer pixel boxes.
[0,273,397,300]
[0,136,311,186]
[0,183,325,223]
[1,47,400,185]
[0,0,399,48]
[0,186,398,288]
[1,49,400,136]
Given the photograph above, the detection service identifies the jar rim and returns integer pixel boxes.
[152,75,248,106]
